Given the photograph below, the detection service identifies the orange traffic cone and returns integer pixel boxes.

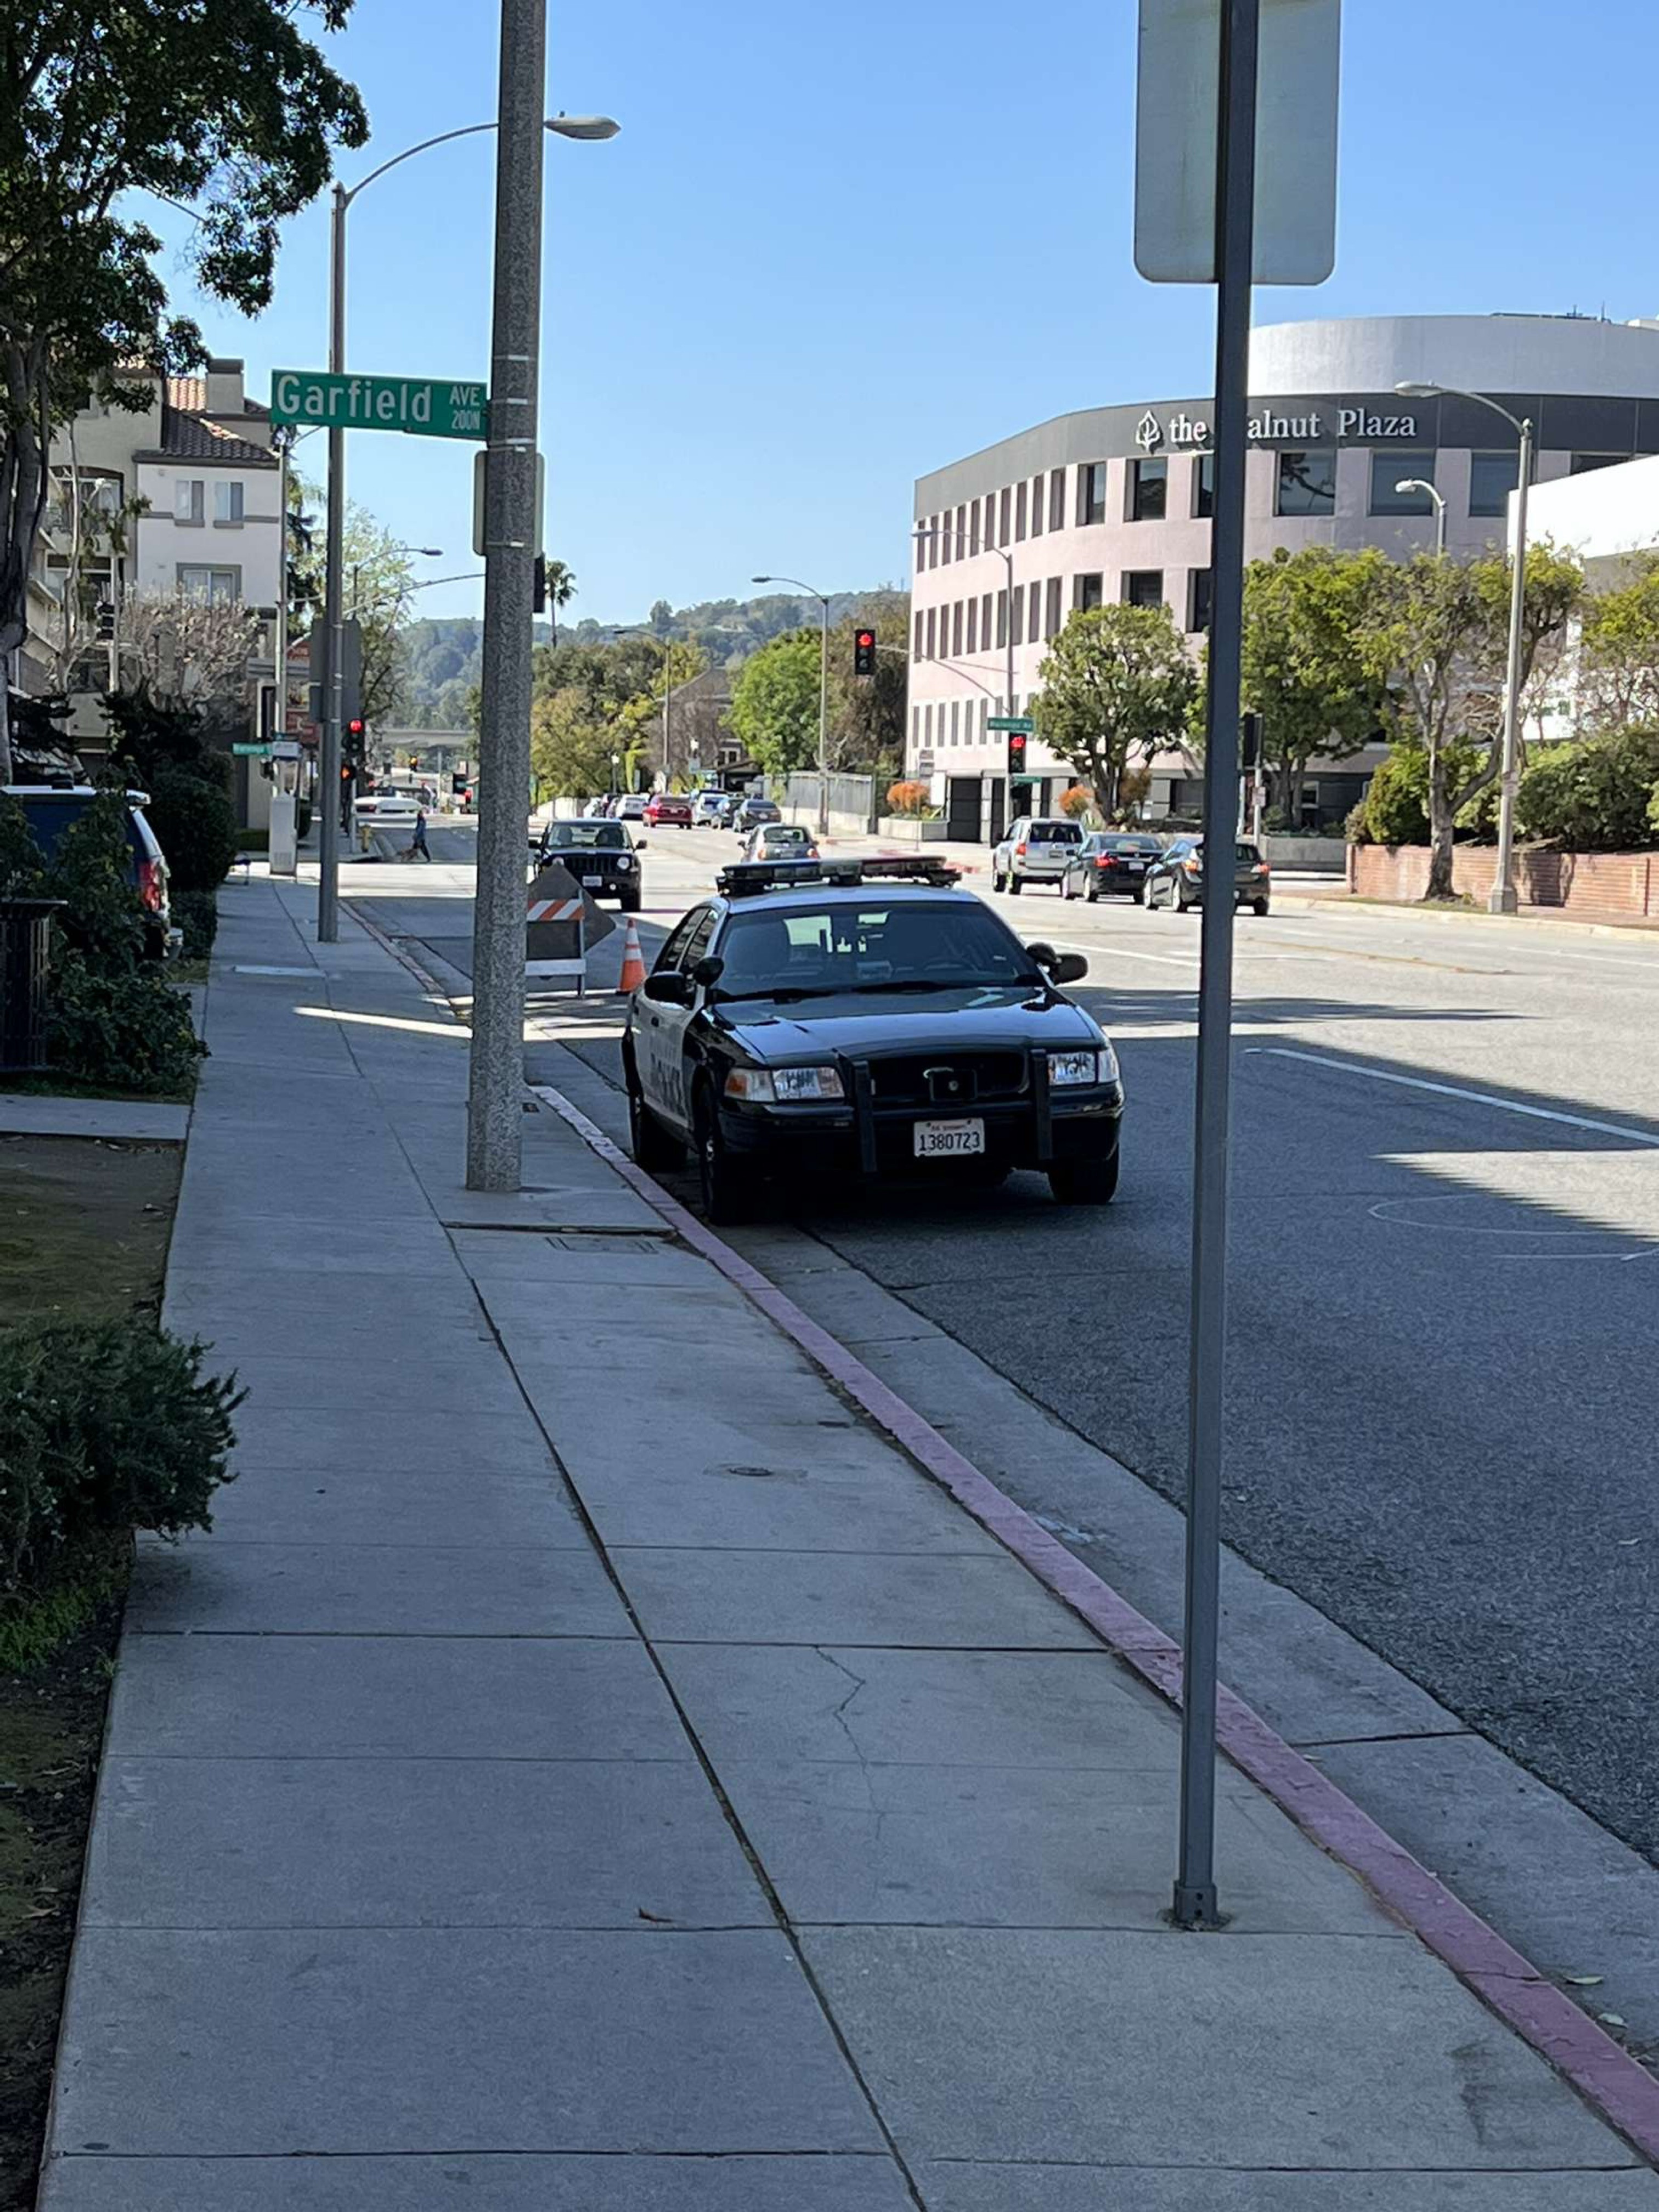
[617,915,646,995]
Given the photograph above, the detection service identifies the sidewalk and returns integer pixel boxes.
[38,872,1659,2207]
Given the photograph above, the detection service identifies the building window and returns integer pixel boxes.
[1276,449,1338,517]
[1571,452,1628,475]
[940,515,952,565]
[968,502,981,556]
[1077,463,1107,527]
[1049,467,1066,532]
[213,480,244,524]
[1028,587,1041,645]
[913,611,923,663]
[995,589,1008,648]
[1010,583,1024,639]
[952,601,963,656]
[923,704,933,748]
[1369,452,1436,515]
[1129,458,1167,522]
[1045,576,1063,637]
[956,503,967,557]
[981,591,992,644]
[998,486,1012,544]
[1015,482,1028,541]
[1030,473,1045,537]
[1074,572,1104,612]
[911,704,921,756]
[1123,569,1165,610]
[966,598,978,655]
[174,478,204,524]
[1193,454,1215,518]
[178,564,239,603]
[1468,452,1520,517]
[949,699,959,746]
[926,607,936,659]
[1187,568,1214,633]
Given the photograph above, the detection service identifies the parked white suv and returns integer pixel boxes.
[992,816,1084,894]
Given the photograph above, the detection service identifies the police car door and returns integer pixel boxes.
[642,907,715,1130]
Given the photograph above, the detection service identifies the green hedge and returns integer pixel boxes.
[173,888,219,960]
[0,1322,242,1632]
[145,767,240,893]
[1515,729,1659,851]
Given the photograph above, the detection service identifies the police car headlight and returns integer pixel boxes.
[772,1065,845,1102]
[1048,1048,1106,1086]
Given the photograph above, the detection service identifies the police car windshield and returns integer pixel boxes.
[548,822,627,849]
[714,899,1040,1000]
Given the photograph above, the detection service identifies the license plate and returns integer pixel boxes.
[581,874,604,887]
[914,1119,985,1159]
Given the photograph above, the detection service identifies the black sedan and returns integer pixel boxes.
[1143,834,1271,915]
[1060,832,1165,902]
[623,860,1124,1221]
[531,819,645,910]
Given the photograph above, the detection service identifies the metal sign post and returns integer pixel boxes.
[1135,0,1340,1931]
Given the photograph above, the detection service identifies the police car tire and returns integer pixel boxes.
[695,1085,754,1226]
[628,1070,684,1171]
[1048,1149,1119,1206]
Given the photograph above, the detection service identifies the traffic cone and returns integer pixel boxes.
[617,915,646,995]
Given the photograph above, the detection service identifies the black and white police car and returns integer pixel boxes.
[623,857,1124,1221]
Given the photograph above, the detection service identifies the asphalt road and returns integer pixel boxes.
[361,822,1659,1869]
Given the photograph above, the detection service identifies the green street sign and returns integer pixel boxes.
[270,370,489,442]
[987,716,1035,733]
[232,742,273,757]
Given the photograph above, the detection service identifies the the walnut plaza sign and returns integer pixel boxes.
[1134,404,1421,451]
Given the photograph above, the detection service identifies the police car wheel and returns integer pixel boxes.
[694,1085,754,1226]
[1048,1148,1119,1206]
[628,1069,684,1171]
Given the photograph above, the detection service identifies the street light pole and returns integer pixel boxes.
[753,574,831,833]
[914,523,1018,803]
[1395,478,1446,560]
[1396,381,1533,915]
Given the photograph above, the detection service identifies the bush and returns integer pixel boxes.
[173,888,219,959]
[1058,785,1094,820]
[0,793,47,895]
[145,766,239,892]
[237,826,272,853]
[47,950,206,1092]
[1515,728,1659,850]
[1352,747,1430,845]
[46,788,146,970]
[885,780,932,817]
[1649,782,1659,840]
[0,1322,241,1605]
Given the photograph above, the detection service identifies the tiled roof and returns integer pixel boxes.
[135,403,278,469]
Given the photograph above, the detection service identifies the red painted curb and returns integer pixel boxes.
[530,1073,1659,2169]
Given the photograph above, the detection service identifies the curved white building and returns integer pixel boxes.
[907,313,1659,839]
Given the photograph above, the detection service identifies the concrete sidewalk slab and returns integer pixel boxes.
[127,1537,631,1637]
[804,1926,1640,2170]
[223,1405,558,1476]
[201,1463,588,1549]
[921,2172,1659,2210]
[109,1633,688,1760]
[0,1092,188,1140]
[83,1754,768,1930]
[52,1926,882,2156]
[42,2154,919,2212]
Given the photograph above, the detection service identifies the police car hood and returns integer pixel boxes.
[712,983,1102,1059]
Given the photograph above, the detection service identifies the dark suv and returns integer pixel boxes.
[5,785,174,956]
[1143,835,1271,915]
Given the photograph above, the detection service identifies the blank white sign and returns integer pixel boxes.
[1135,0,1340,285]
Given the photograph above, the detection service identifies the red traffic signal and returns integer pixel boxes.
[1006,730,1028,776]
[853,628,877,679]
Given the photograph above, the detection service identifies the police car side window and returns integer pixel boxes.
[683,911,718,972]
[653,910,703,975]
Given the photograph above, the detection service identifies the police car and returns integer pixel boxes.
[622,858,1124,1222]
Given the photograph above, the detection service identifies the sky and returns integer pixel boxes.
[146,0,1659,629]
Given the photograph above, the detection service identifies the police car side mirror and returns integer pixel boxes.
[642,971,693,1007]
[691,954,725,990]
[634,837,647,850]
[1051,952,1088,985]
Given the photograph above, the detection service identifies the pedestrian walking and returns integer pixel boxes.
[411,807,431,862]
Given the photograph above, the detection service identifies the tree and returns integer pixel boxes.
[530,686,619,802]
[343,505,417,724]
[0,1,368,780]
[1578,555,1659,731]
[648,598,673,637]
[828,592,909,776]
[729,630,823,776]
[1348,546,1583,898]
[1032,603,1198,821]
[1239,548,1387,823]
[117,594,263,710]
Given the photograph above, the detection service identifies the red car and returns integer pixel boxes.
[644,794,694,827]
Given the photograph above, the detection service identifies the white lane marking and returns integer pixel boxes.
[1249,1046,1659,1148]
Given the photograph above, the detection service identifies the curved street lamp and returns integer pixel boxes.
[1397,380,1533,914]
[316,113,619,941]
[753,573,832,832]
[1393,479,1446,560]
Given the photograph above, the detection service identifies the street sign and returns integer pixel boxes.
[270,370,489,441]
[272,741,301,761]
[988,716,1035,733]
[1134,0,1340,285]
[232,742,273,757]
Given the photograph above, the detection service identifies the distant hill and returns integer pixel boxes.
[395,587,899,729]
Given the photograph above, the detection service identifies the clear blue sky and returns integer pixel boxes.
[149,0,1657,627]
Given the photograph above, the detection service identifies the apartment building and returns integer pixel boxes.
[908,313,1659,842]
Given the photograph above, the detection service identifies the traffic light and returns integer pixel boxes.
[1006,730,1028,778]
[346,717,365,758]
[1240,712,1262,773]
[94,600,116,642]
[853,627,877,679]
[533,554,547,614]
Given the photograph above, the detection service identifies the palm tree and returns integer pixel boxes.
[544,559,575,645]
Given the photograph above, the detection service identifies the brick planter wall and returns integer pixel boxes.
[1348,843,1659,920]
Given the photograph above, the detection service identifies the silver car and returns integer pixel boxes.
[992,816,1085,894]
